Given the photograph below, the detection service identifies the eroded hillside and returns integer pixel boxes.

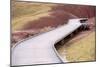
[11,1,96,62]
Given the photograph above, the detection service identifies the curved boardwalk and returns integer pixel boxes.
[11,18,87,66]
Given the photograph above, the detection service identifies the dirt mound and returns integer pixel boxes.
[22,10,77,30]
[12,2,96,48]
[19,4,96,30]
[52,4,96,18]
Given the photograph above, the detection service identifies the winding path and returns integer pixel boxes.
[11,18,87,66]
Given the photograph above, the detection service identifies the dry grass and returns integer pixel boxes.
[11,1,56,31]
[12,12,51,31]
[58,32,95,62]
[12,1,56,18]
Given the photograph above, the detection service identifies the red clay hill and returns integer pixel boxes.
[12,4,96,45]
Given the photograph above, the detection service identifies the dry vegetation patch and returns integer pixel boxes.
[57,32,95,62]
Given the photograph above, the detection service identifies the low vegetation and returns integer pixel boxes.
[58,32,95,62]
[11,1,56,31]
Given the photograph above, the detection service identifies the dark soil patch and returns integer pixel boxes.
[22,10,77,30]
[51,4,96,18]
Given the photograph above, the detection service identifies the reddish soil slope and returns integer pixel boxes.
[52,4,96,18]
[22,4,96,30]
[12,3,96,45]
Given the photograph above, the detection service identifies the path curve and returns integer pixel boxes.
[11,18,88,66]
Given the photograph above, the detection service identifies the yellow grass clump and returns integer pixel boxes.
[11,1,56,31]
[58,32,95,62]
